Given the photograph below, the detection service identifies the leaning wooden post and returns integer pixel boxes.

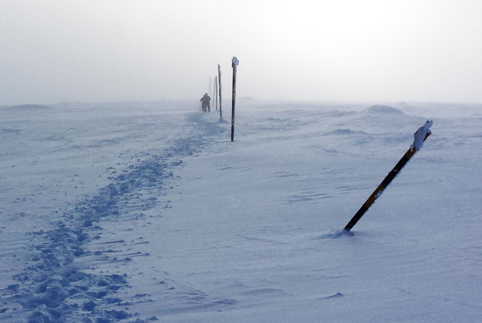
[343,120,433,232]
[218,64,223,118]
[231,57,239,142]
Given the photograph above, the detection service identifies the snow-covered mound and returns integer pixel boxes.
[328,128,368,136]
[361,105,405,115]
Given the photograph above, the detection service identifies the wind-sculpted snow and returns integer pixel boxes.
[2,101,482,323]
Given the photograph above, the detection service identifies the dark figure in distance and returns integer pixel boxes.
[200,93,211,112]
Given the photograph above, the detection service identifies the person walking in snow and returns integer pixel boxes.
[200,93,211,112]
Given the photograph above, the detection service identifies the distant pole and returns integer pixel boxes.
[231,57,239,142]
[343,121,433,232]
[213,76,216,110]
[209,76,212,97]
[214,76,218,111]
[218,64,223,118]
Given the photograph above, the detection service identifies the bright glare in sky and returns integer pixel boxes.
[1,0,482,105]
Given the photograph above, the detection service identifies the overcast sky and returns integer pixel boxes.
[1,0,482,105]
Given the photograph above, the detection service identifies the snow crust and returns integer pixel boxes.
[1,100,482,322]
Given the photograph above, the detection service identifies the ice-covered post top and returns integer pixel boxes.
[412,120,433,151]
[232,57,239,68]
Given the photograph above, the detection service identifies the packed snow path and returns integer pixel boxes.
[1,101,482,322]
[0,102,224,322]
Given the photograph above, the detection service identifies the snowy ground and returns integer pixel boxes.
[1,100,482,322]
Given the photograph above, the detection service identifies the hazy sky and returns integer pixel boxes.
[1,0,482,105]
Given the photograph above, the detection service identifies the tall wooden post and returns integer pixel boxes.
[231,57,239,142]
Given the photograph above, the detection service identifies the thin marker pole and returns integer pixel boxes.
[214,76,218,111]
[218,64,222,118]
[209,76,212,98]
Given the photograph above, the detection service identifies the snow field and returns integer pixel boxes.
[1,101,482,322]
